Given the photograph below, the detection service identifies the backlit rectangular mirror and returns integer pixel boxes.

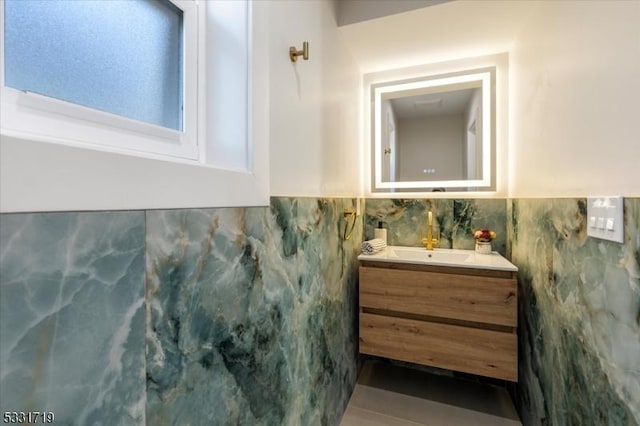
[368,63,500,193]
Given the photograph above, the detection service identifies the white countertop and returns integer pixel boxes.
[358,246,518,272]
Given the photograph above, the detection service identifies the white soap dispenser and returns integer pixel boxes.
[374,221,387,244]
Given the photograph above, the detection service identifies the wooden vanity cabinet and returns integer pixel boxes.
[358,261,518,382]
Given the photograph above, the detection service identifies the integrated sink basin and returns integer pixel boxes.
[358,246,517,271]
[391,247,472,263]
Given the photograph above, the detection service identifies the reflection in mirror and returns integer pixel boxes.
[386,86,482,181]
[371,68,495,192]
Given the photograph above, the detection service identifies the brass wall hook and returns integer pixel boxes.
[289,41,309,62]
[343,208,357,240]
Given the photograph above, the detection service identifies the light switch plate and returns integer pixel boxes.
[587,196,624,243]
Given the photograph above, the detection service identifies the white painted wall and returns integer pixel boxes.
[342,0,640,198]
[397,114,464,181]
[268,0,361,197]
[509,1,640,197]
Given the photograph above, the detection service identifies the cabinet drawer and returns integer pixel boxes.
[359,266,517,327]
[359,312,517,381]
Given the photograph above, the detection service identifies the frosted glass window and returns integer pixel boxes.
[4,0,183,131]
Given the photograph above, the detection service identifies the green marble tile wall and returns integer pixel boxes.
[0,212,147,425]
[0,198,361,426]
[364,198,509,256]
[145,198,361,425]
[2,197,638,425]
[511,198,639,426]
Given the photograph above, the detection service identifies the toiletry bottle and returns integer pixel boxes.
[374,221,387,244]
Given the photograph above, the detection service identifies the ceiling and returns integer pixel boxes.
[336,0,450,26]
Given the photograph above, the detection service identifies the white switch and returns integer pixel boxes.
[606,218,615,231]
[587,196,624,243]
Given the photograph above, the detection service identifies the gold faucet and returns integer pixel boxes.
[421,210,439,250]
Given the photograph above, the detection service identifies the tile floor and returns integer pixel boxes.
[340,361,521,426]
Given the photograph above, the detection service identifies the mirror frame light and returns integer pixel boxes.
[373,71,492,190]
[364,53,508,197]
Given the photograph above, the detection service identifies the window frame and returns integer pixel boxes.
[0,0,199,160]
[0,0,271,212]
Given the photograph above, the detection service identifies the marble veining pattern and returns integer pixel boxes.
[145,198,361,425]
[3,196,637,426]
[512,198,639,425]
[365,199,507,256]
[0,212,146,425]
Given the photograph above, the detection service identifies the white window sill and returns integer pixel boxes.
[0,130,269,212]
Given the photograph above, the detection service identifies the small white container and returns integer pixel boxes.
[374,221,387,244]
[374,228,387,244]
[475,241,492,254]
